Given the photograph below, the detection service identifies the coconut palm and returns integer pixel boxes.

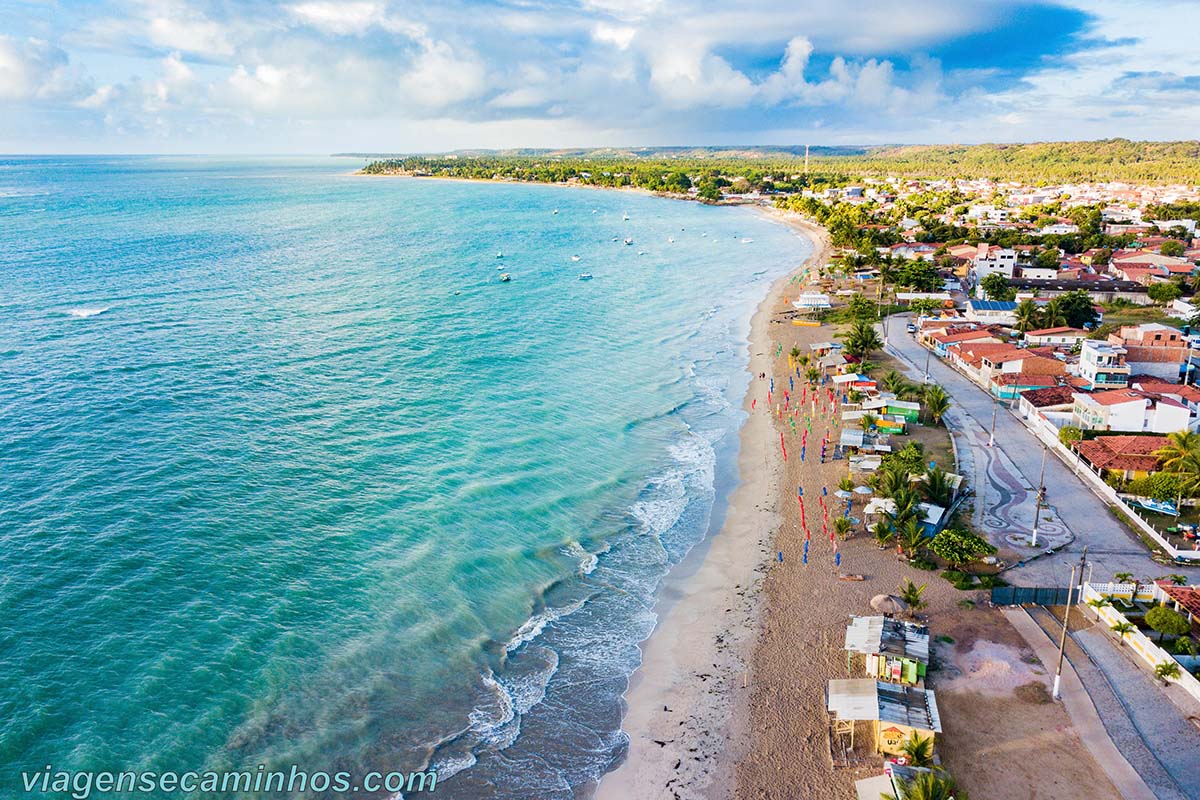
[899,578,928,614]
[790,345,801,360]
[1015,298,1041,333]
[856,359,878,376]
[922,466,954,507]
[805,366,820,386]
[1086,597,1113,611]
[834,516,854,539]
[838,476,855,493]
[923,384,951,426]
[871,520,894,549]
[1042,298,1068,328]
[1154,661,1181,685]
[1110,621,1135,645]
[882,369,910,395]
[843,320,882,359]
[897,518,926,561]
[860,412,878,432]
[1113,571,1134,584]
[1154,431,1200,496]
[900,733,935,768]
[874,465,910,499]
[895,771,963,800]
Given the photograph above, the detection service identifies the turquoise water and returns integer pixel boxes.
[0,157,810,798]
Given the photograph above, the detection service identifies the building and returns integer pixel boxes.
[1071,388,1190,433]
[1024,326,1088,347]
[826,679,942,756]
[1017,384,1080,433]
[965,299,1018,326]
[971,244,1017,288]
[1079,340,1131,389]
[844,616,930,686]
[1108,324,1190,381]
[925,327,998,357]
[1073,435,1169,481]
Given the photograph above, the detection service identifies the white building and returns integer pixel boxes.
[1071,389,1190,433]
[1079,340,1130,389]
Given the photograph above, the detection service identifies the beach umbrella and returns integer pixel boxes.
[834,489,853,499]
[854,485,873,495]
[871,595,908,615]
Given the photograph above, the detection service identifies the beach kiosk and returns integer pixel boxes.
[827,679,941,757]
[844,616,930,686]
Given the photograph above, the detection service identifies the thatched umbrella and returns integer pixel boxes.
[871,594,908,615]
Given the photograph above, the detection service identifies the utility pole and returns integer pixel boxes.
[923,347,931,384]
[988,398,998,447]
[1053,546,1088,701]
[1031,443,1048,547]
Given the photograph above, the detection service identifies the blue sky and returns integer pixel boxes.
[1,0,1198,153]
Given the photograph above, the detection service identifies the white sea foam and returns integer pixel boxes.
[65,306,110,318]
[560,541,599,575]
[505,596,587,654]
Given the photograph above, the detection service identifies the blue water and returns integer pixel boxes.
[0,157,810,798]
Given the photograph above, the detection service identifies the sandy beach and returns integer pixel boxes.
[598,208,1122,800]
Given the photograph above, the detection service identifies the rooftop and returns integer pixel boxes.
[844,616,931,664]
[967,299,1019,311]
[827,679,942,732]
[1019,384,1080,408]
[1074,435,1168,473]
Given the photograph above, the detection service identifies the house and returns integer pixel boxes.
[965,299,1018,326]
[1071,388,1190,434]
[1079,340,1131,389]
[1130,379,1200,417]
[1109,323,1190,381]
[1040,222,1080,235]
[1024,326,1088,347]
[971,244,1017,288]
[794,292,833,310]
[1019,264,1059,280]
[925,327,998,357]
[1018,384,1080,432]
[989,372,1061,400]
[1073,435,1170,481]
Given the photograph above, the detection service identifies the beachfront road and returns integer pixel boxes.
[883,315,1198,587]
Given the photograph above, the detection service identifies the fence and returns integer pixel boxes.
[1081,582,1200,704]
[990,585,1080,606]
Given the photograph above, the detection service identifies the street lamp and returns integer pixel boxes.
[1053,546,1088,701]
[988,398,998,447]
[923,347,931,385]
[1031,443,1048,547]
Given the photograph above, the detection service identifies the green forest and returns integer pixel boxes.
[359,139,1200,186]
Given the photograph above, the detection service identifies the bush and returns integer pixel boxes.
[910,557,937,571]
[930,527,997,568]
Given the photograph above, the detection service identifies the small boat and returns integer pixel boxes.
[592,209,598,214]
[579,273,593,280]
[701,232,708,237]
[552,209,558,215]
[499,273,512,282]
[637,250,646,256]
[668,237,675,243]
[622,212,630,221]
[496,252,504,258]
[497,265,505,270]
[741,238,754,244]
[623,238,633,246]
[571,255,581,262]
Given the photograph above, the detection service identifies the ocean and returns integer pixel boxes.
[0,157,811,798]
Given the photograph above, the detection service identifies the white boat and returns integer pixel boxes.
[668,237,675,243]
[740,238,754,244]
[571,255,582,262]
[637,250,646,255]
[701,232,708,237]
[496,252,504,258]
[623,238,633,246]
[622,212,629,221]
[553,209,559,215]
[579,273,594,280]
[499,273,512,282]
[497,265,505,270]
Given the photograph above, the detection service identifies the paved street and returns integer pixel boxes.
[882,315,1199,587]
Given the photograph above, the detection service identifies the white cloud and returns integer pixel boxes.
[143,0,233,56]
[0,35,91,101]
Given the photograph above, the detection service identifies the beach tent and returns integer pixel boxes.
[793,293,832,310]
[826,679,942,756]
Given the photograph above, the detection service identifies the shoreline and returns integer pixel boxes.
[595,211,831,800]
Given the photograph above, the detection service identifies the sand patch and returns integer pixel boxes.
[942,639,1048,696]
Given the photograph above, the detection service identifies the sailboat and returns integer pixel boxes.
[571,255,582,262]
[622,212,630,221]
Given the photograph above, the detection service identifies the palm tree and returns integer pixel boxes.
[1113,571,1134,584]
[1042,297,1068,328]
[898,518,926,561]
[899,578,928,614]
[805,366,820,386]
[1086,597,1113,612]
[790,345,801,360]
[899,733,935,768]
[860,412,878,432]
[844,320,882,359]
[895,771,962,800]
[1015,298,1041,333]
[1110,621,1135,645]
[923,384,951,426]
[874,465,910,499]
[922,466,954,507]
[838,476,855,493]
[847,389,864,404]
[871,520,894,549]
[1154,661,1181,685]
[882,369,909,395]
[834,516,854,539]
[856,359,878,376]
[1154,431,1200,497]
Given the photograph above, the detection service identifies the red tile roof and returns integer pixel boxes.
[1074,435,1168,473]
[1019,385,1079,407]
[1155,582,1200,621]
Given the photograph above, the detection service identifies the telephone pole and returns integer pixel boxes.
[988,398,998,447]
[1031,443,1048,547]
[1053,546,1088,700]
